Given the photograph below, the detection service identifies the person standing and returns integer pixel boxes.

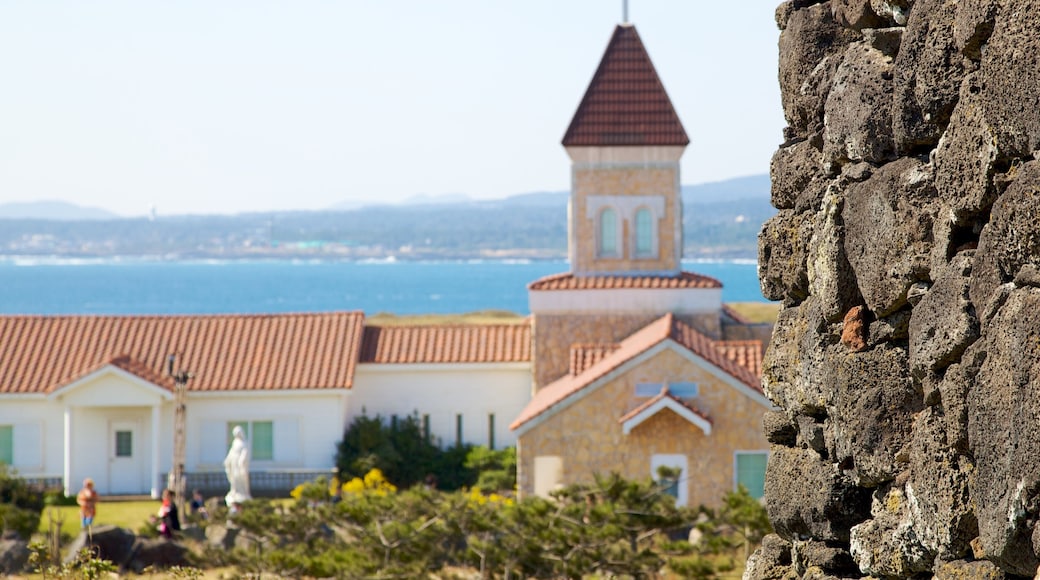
[76,478,99,530]
[157,488,181,539]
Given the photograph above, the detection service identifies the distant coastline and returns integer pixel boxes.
[0,175,773,263]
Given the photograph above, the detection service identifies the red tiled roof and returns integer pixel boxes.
[528,271,722,291]
[569,343,621,375]
[511,314,763,431]
[0,312,365,394]
[618,386,712,425]
[359,323,532,364]
[714,340,763,378]
[562,24,689,147]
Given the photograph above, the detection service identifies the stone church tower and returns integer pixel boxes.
[562,23,688,277]
[528,24,732,388]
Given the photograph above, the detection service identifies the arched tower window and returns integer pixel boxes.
[599,208,618,257]
[634,207,653,257]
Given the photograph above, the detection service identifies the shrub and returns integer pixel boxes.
[335,412,479,490]
[0,465,44,538]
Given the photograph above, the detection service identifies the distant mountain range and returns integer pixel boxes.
[0,174,773,260]
[330,173,770,211]
[0,200,119,221]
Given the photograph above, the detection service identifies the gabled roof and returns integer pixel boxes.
[528,271,721,291]
[359,323,531,364]
[619,387,713,436]
[0,312,365,395]
[562,24,689,147]
[510,313,763,432]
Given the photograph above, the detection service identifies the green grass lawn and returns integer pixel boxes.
[727,301,781,324]
[38,501,160,539]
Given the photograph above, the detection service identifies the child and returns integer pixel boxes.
[76,478,98,529]
[157,489,181,539]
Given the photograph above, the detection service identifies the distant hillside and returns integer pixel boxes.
[682,174,771,203]
[0,200,120,221]
[0,174,772,260]
[333,173,770,211]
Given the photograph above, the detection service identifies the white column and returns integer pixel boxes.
[63,406,73,496]
[151,404,161,499]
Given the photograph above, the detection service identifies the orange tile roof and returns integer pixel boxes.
[0,312,365,394]
[359,323,532,364]
[562,24,689,147]
[617,386,712,425]
[569,343,621,375]
[511,314,762,431]
[714,340,763,378]
[528,271,722,291]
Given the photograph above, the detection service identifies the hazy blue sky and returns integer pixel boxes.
[0,1,784,216]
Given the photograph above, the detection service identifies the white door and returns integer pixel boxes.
[108,420,142,494]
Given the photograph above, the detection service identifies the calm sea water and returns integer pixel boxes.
[0,258,765,315]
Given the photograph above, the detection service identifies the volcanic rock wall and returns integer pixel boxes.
[751,1,1040,577]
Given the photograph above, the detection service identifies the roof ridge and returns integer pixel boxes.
[562,24,689,147]
[0,311,366,321]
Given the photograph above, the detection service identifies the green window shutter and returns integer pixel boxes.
[736,452,768,499]
[600,208,617,256]
[635,208,653,255]
[0,426,12,465]
[252,421,274,461]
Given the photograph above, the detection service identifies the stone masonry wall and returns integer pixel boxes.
[518,347,770,508]
[571,166,680,275]
[532,312,721,388]
[750,1,1040,577]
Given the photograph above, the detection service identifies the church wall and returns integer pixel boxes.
[532,312,721,388]
[352,363,531,449]
[517,347,770,508]
[570,165,681,275]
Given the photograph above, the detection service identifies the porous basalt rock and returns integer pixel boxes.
[841,157,936,316]
[822,40,897,168]
[756,1,1040,577]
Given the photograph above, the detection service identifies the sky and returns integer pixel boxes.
[0,1,785,217]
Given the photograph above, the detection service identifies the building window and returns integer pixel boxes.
[735,451,769,499]
[488,414,495,450]
[0,425,13,465]
[227,421,275,461]
[599,207,618,257]
[634,207,653,257]
[651,454,688,506]
[656,466,681,500]
[635,382,665,397]
[456,414,463,447]
[669,382,699,398]
[115,430,133,458]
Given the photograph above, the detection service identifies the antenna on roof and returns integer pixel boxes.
[622,0,629,23]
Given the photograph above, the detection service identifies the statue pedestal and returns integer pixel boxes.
[225,490,251,507]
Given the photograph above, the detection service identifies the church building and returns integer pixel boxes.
[0,22,771,507]
[512,23,772,507]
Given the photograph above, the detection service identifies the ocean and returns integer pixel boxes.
[0,258,766,315]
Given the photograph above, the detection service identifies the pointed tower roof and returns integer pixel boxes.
[562,24,689,147]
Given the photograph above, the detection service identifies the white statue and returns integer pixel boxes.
[224,425,251,506]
